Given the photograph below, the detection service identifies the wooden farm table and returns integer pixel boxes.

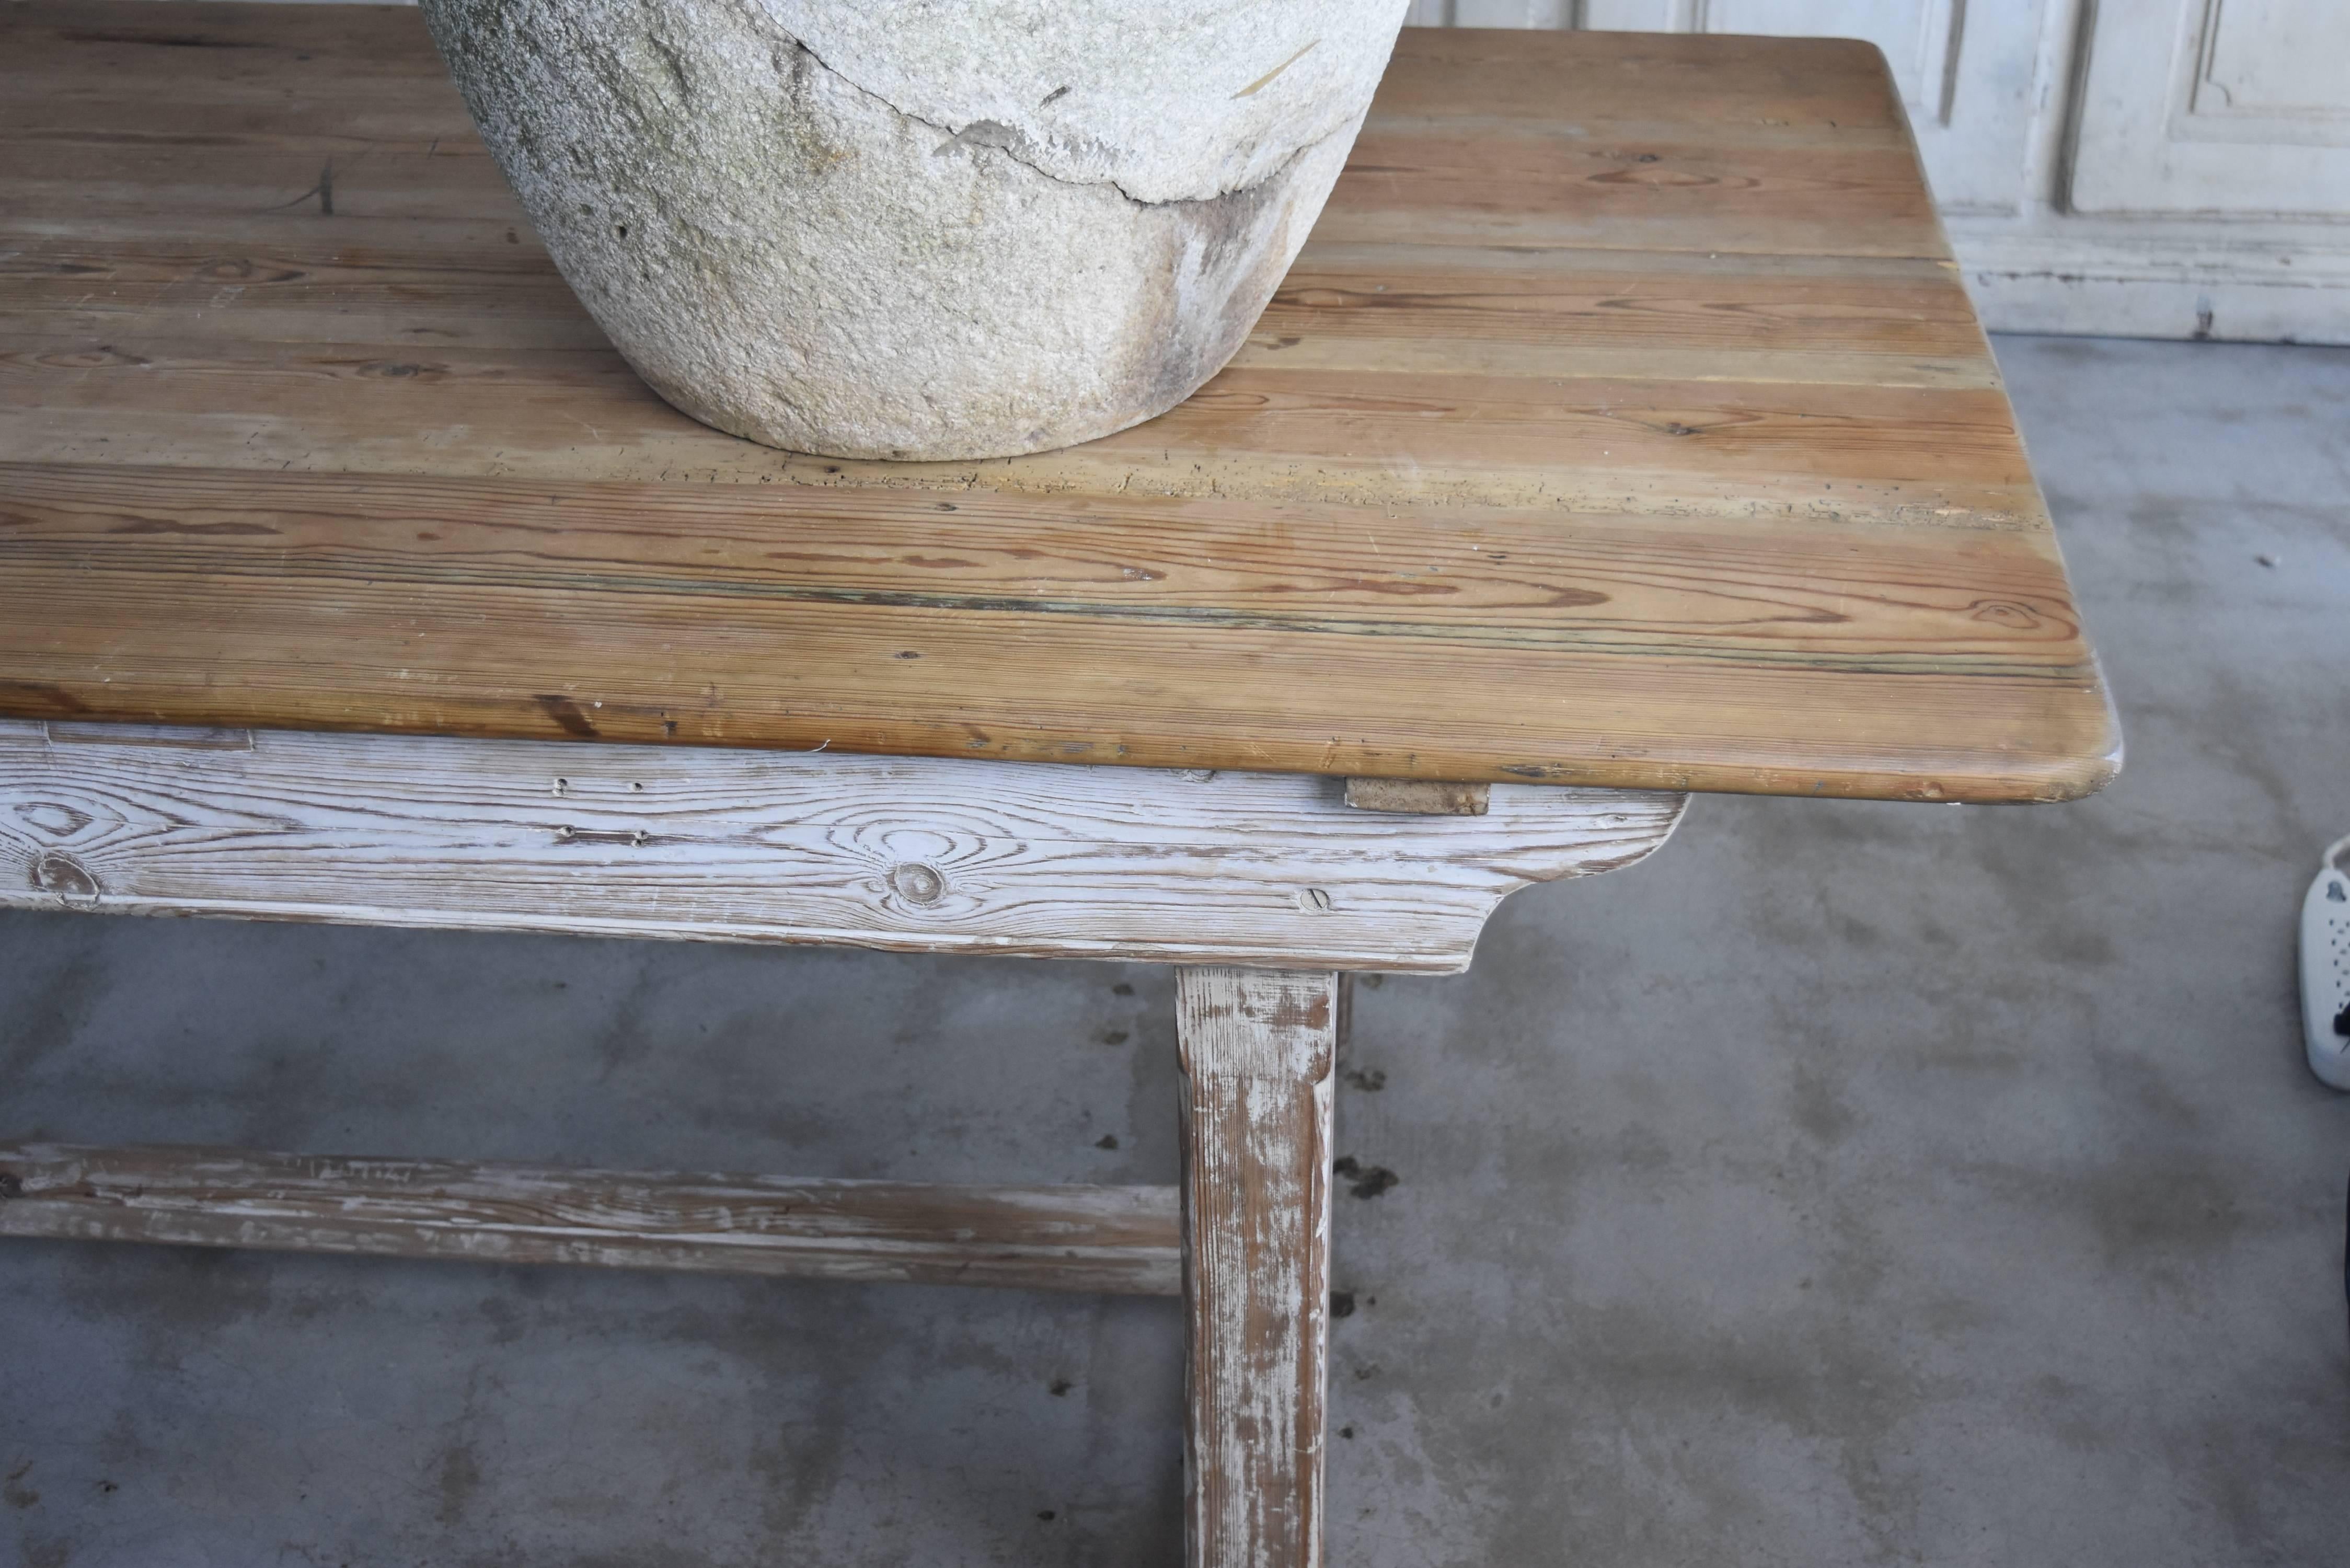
[0,5,2116,1564]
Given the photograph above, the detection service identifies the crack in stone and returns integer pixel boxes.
[784,29,1335,211]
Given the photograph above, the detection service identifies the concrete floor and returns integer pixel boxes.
[4,336,2347,1567]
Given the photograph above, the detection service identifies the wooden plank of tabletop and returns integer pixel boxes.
[0,3,2118,802]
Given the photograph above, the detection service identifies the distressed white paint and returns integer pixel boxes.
[1178,969,1338,1568]
[0,1143,1181,1294]
[2192,0,2350,131]
[0,721,1684,973]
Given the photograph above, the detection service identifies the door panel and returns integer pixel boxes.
[2070,0,2350,216]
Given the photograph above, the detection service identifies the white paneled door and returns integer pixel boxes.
[1408,0,2350,342]
[2072,1,2350,217]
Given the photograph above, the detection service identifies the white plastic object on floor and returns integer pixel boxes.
[2301,835,2350,1090]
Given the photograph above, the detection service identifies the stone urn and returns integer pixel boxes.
[419,0,1412,460]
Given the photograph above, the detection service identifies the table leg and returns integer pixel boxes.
[1177,967,1340,1568]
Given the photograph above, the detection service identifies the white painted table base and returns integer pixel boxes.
[0,719,1685,1568]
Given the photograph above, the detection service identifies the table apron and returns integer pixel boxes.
[0,720,1686,973]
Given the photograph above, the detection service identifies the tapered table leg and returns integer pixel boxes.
[1177,967,1340,1568]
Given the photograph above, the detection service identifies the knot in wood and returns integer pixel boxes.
[15,801,94,839]
[0,1171,21,1200]
[1967,598,2044,629]
[889,862,946,906]
[31,850,99,901]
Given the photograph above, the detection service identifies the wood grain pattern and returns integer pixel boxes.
[1178,969,1339,1568]
[0,4,2119,802]
[0,719,1683,972]
[0,1143,1181,1295]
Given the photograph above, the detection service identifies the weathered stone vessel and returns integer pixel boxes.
[420,0,1411,460]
